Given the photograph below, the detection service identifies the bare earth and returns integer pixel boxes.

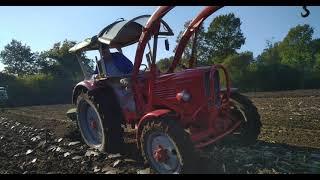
[0,89,320,174]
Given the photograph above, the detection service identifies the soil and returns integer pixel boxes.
[0,89,319,174]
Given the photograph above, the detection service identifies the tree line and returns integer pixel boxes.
[0,40,93,106]
[1,13,320,106]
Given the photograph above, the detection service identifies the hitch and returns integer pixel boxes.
[301,6,310,18]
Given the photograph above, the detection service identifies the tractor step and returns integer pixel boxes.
[66,108,77,121]
[194,121,241,148]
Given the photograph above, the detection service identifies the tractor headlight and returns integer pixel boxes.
[176,90,191,102]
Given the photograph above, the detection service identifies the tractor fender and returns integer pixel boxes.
[136,109,173,150]
[72,80,96,104]
[72,80,118,105]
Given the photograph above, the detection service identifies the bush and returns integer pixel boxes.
[1,73,77,107]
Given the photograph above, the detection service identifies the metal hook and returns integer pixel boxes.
[116,18,125,21]
[301,6,310,18]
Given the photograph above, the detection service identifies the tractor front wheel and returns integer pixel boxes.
[140,117,198,174]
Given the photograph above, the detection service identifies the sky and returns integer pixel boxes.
[0,6,320,71]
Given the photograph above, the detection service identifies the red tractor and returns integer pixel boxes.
[68,6,261,174]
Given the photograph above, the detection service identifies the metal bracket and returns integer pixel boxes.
[301,6,310,18]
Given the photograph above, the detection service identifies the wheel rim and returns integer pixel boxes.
[146,132,182,174]
[78,100,103,146]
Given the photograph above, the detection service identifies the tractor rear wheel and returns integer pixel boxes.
[140,117,199,174]
[227,92,262,146]
[76,88,124,153]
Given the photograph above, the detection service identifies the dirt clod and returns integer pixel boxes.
[0,89,319,174]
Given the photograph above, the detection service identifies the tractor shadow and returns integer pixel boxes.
[197,140,320,174]
[64,125,145,163]
[63,126,320,174]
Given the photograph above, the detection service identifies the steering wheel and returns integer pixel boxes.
[140,64,148,72]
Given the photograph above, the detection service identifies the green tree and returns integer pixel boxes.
[314,53,320,73]
[311,38,320,68]
[39,39,93,80]
[278,24,314,88]
[311,38,320,53]
[156,57,173,73]
[223,51,252,71]
[174,13,246,66]
[206,13,246,63]
[257,40,282,65]
[156,56,188,73]
[0,39,38,76]
[279,24,314,70]
[174,20,207,66]
[222,51,253,87]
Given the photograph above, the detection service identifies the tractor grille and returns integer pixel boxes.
[204,70,221,108]
[214,71,221,107]
[154,87,176,99]
[204,71,211,97]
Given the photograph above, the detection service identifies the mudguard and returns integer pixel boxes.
[72,80,97,104]
[136,109,173,150]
